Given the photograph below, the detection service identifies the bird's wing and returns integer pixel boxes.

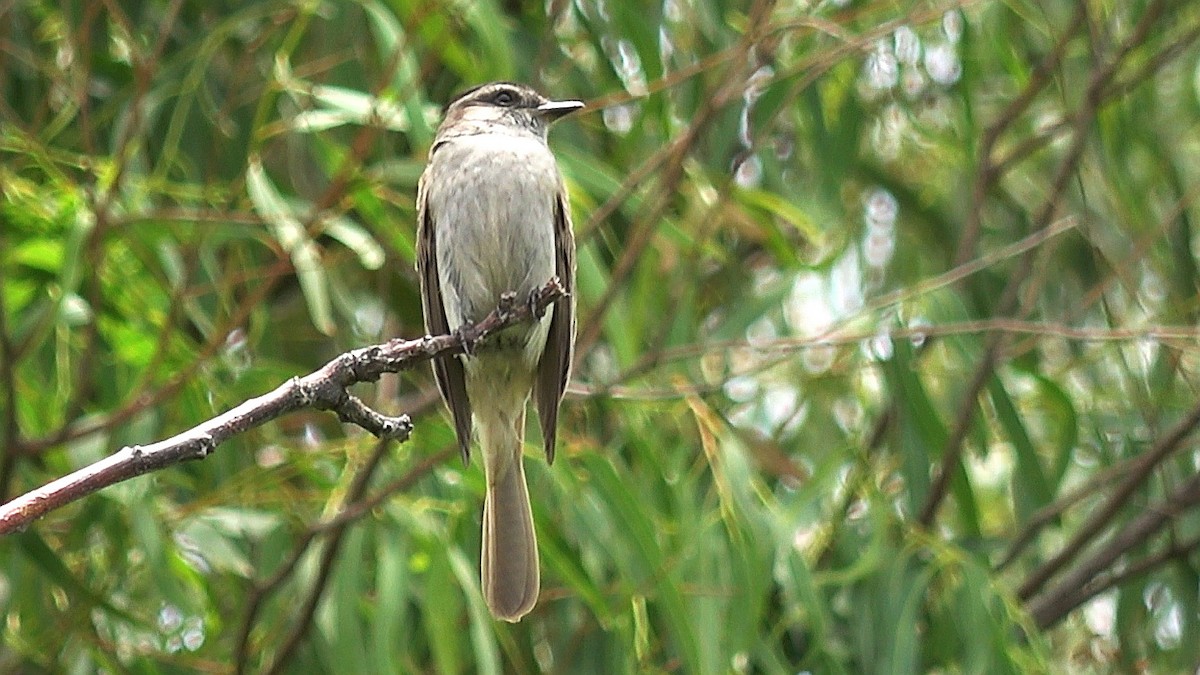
[416,165,474,463]
[534,186,576,464]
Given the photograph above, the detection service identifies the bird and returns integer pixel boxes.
[415,82,581,621]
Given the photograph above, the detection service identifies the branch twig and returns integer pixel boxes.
[0,278,568,535]
[1027,471,1200,629]
[1016,396,1200,601]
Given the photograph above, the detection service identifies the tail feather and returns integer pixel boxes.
[480,426,539,621]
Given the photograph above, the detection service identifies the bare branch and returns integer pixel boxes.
[917,0,1170,527]
[0,278,568,535]
[1016,396,1200,601]
[1027,471,1200,629]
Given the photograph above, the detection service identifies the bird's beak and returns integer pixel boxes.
[536,99,585,122]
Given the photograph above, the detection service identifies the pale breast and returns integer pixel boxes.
[425,133,562,329]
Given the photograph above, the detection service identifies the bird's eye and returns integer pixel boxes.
[492,90,516,106]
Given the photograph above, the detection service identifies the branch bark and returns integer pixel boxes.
[1027,471,1200,629]
[0,279,568,535]
[1016,396,1200,601]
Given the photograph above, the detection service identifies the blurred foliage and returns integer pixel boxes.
[3,0,1200,672]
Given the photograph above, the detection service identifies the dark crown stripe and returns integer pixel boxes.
[445,81,539,111]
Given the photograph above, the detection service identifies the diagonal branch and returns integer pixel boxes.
[1016,397,1200,601]
[0,278,568,535]
[232,445,453,673]
[1027,470,1200,629]
[917,0,1171,527]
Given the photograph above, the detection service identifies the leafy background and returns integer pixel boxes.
[3,0,1200,672]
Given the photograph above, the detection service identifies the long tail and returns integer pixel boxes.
[480,415,539,622]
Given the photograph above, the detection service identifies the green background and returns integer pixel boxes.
[3,0,1200,672]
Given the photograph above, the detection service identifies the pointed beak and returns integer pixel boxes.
[536,99,585,122]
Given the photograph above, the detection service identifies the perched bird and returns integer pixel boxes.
[415,82,581,621]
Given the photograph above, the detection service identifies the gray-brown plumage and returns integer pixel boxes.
[415,82,580,622]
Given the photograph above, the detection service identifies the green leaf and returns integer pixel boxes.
[15,531,140,624]
[246,156,335,335]
[988,376,1051,519]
